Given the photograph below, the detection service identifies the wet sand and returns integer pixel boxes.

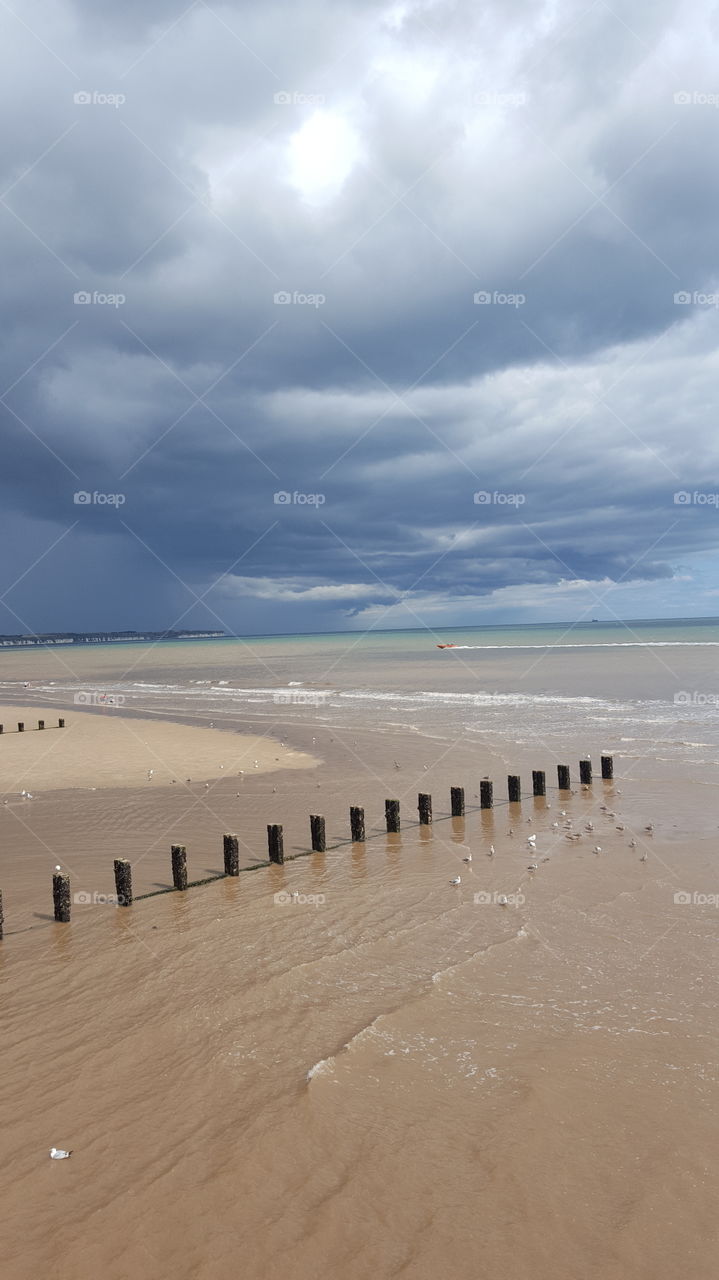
[1,682,718,1277]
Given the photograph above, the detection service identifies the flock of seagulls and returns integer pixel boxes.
[446,793,654,890]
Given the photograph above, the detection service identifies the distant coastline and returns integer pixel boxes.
[0,629,225,649]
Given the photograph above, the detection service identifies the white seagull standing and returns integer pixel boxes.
[450,876,461,886]
[49,1148,71,1160]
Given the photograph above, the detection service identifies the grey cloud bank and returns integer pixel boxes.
[1,0,718,634]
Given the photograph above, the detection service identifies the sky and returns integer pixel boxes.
[1,0,718,636]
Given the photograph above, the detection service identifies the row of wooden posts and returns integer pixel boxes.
[0,718,65,733]
[27,755,615,931]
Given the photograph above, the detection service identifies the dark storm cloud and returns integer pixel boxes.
[1,0,718,632]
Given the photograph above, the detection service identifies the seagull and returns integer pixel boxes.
[497,895,508,906]
[640,853,648,862]
[629,839,637,848]
[450,876,461,886]
[585,822,594,831]
[593,846,602,854]
[393,761,401,770]
[49,1148,71,1160]
[616,824,624,831]
[560,810,566,817]
[488,844,495,857]
[527,863,538,871]
[463,853,472,862]
[54,865,61,872]
[552,822,559,829]
[645,823,654,833]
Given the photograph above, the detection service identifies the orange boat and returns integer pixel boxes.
[436,643,457,648]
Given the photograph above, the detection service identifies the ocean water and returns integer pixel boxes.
[1,620,719,1279]
[4,616,718,770]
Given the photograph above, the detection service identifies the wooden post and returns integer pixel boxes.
[223,834,239,877]
[350,806,365,842]
[58,718,65,728]
[557,765,570,790]
[171,844,188,891]
[450,786,465,816]
[53,873,71,922]
[38,720,45,730]
[418,793,432,825]
[532,770,546,796]
[268,824,284,865]
[480,780,493,809]
[508,775,521,803]
[113,858,133,906]
[385,799,400,833]
[310,815,326,852]
[17,722,24,733]
[601,754,614,779]
[579,759,592,784]
[0,889,3,940]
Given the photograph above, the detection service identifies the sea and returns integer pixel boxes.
[1,617,718,1279]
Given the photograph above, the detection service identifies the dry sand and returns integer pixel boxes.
[0,704,316,794]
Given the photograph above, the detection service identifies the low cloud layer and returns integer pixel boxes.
[1,0,718,634]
